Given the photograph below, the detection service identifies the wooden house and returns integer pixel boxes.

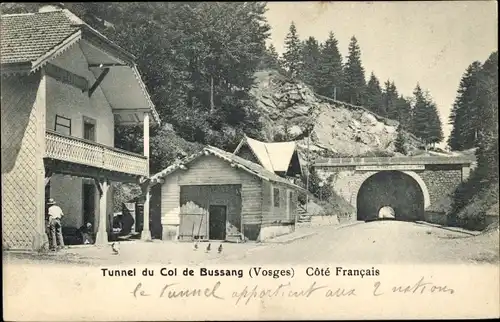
[233,135,303,179]
[1,6,160,250]
[149,146,307,242]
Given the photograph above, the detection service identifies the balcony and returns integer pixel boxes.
[45,130,148,177]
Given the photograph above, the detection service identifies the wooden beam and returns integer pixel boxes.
[44,159,140,183]
[112,108,150,114]
[93,177,103,196]
[88,68,110,97]
[88,63,128,68]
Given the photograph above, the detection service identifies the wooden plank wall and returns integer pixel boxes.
[261,180,298,226]
[160,155,263,228]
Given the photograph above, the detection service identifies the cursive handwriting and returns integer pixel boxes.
[373,276,455,296]
[232,282,356,305]
[130,277,454,303]
[131,281,224,299]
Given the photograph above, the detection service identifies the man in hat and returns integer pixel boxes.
[47,198,65,250]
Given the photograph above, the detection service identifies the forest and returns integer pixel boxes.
[1,2,497,229]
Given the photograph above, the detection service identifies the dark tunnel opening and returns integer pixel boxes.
[356,171,425,222]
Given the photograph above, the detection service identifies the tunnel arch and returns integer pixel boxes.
[355,170,428,222]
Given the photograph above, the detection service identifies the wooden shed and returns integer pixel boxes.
[149,146,307,242]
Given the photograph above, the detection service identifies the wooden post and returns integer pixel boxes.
[95,178,109,245]
[141,185,152,241]
[33,68,49,249]
[141,111,152,241]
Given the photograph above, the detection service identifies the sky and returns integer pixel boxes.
[264,1,498,146]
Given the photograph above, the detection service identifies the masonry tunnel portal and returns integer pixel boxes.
[356,171,425,222]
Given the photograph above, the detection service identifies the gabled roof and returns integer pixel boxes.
[233,136,299,173]
[0,9,160,125]
[150,145,306,192]
[0,10,135,69]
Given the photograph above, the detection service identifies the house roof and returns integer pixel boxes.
[150,145,306,192]
[234,136,298,173]
[0,9,161,125]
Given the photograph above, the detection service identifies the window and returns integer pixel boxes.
[273,187,280,208]
[54,115,71,136]
[83,117,96,142]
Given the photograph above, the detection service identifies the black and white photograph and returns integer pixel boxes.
[1,1,498,320]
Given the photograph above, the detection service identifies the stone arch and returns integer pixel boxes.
[353,170,430,221]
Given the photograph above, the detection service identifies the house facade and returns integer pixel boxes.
[1,7,160,250]
[149,146,306,242]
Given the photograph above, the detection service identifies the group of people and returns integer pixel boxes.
[46,198,94,251]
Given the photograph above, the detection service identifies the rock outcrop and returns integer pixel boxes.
[250,70,423,162]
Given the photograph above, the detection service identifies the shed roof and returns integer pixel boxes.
[0,9,160,125]
[150,146,306,192]
[234,136,299,173]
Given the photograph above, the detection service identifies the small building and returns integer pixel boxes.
[1,6,160,250]
[233,135,303,178]
[149,146,307,242]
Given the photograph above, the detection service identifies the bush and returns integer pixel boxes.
[451,182,499,230]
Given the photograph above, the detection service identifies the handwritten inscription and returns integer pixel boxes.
[130,277,453,304]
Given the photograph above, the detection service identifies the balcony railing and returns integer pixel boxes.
[45,130,148,177]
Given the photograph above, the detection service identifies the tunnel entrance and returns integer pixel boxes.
[356,171,425,222]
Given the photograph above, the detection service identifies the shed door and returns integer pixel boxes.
[209,205,227,240]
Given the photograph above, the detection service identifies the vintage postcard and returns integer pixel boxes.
[1,1,499,321]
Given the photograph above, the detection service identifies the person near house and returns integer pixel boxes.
[79,222,94,244]
[47,198,65,250]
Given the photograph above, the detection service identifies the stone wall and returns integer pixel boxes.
[315,164,466,223]
[419,165,463,213]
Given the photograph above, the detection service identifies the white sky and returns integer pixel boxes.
[264,1,498,145]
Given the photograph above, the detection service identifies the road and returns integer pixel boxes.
[3,220,498,266]
[208,220,498,265]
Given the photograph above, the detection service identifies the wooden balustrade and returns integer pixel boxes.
[45,130,148,177]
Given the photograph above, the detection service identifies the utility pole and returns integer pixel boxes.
[334,86,337,101]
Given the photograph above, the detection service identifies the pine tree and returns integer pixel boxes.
[447,61,483,151]
[411,85,427,144]
[316,31,343,99]
[425,98,444,145]
[365,72,384,116]
[300,36,321,89]
[260,44,282,72]
[394,124,407,154]
[342,36,366,105]
[382,80,400,120]
[395,95,412,129]
[282,21,302,78]
[411,84,443,147]
[475,51,498,184]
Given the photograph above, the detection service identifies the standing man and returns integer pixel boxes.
[47,198,65,251]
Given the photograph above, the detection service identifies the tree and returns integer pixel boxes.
[395,95,413,129]
[342,36,366,105]
[282,21,302,78]
[475,51,498,184]
[447,61,483,151]
[394,124,407,154]
[365,72,384,116]
[316,31,343,99]
[449,51,498,230]
[299,36,321,89]
[383,80,399,120]
[425,98,444,145]
[410,84,443,147]
[259,43,282,72]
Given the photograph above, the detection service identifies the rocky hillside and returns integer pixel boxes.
[250,69,425,162]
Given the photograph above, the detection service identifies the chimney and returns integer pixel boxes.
[38,3,65,13]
